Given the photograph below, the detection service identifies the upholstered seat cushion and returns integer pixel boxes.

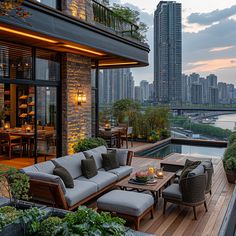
[65,180,97,207]
[162,184,182,200]
[83,146,107,169]
[77,171,117,190]
[52,152,86,179]
[101,166,133,180]
[97,190,154,216]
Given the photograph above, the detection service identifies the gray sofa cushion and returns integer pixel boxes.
[34,161,56,174]
[162,184,182,200]
[77,171,117,190]
[83,146,107,169]
[106,166,133,180]
[21,165,38,173]
[97,190,154,216]
[201,160,213,169]
[65,180,97,207]
[53,152,86,179]
[188,164,205,177]
[109,148,129,166]
[26,172,66,194]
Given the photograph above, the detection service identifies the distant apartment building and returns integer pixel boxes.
[181,74,190,102]
[99,68,134,105]
[149,83,154,101]
[191,83,203,104]
[209,87,219,105]
[140,80,149,102]
[134,86,142,102]
[154,1,182,103]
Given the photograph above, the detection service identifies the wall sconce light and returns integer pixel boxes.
[77,90,86,105]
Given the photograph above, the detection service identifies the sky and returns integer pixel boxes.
[110,0,236,86]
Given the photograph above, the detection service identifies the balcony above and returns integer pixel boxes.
[0,0,150,68]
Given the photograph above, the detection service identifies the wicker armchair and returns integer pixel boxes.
[163,173,208,220]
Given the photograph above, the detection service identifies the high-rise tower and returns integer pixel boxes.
[154,1,182,103]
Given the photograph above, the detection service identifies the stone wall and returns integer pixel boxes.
[62,0,94,23]
[61,53,92,155]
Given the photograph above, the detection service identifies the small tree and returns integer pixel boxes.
[112,99,140,125]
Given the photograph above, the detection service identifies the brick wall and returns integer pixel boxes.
[61,53,92,155]
[62,0,94,23]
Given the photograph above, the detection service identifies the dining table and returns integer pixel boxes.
[0,128,55,157]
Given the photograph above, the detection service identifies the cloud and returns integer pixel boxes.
[187,5,236,25]
[209,46,234,52]
[184,58,236,73]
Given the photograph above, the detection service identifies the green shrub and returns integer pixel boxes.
[160,129,171,139]
[31,206,127,236]
[73,137,107,153]
[229,132,236,145]
[223,142,236,171]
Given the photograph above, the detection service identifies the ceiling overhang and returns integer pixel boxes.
[0,1,150,69]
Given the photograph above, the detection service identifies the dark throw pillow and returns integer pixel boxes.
[179,159,201,181]
[81,156,98,179]
[102,151,120,171]
[53,165,74,188]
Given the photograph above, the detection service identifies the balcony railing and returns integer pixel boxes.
[92,0,139,40]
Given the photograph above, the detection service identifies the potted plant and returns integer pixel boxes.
[223,142,236,184]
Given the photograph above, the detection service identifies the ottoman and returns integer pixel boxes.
[97,190,154,230]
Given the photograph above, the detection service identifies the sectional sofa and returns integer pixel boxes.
[21,146,133,210]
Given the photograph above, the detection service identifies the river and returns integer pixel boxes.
[213,113,236,131]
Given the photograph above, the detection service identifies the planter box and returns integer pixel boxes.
[225,170,236,184]
[0,200,46,236]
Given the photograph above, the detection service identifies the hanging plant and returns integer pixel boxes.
[0,0,31,19]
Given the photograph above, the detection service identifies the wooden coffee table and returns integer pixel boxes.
[116,171,175,206]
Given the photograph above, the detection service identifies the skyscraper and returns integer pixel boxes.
[154,1,182,103]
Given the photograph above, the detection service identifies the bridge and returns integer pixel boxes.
[170,106,236,112]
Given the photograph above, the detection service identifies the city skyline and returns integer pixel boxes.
[110,0,236,86]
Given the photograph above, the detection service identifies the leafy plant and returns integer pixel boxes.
[0,166,30,205]
[73,137,107,152]
[0,206,45,232]
[31,206,127,236]
[223,142,236,171]
[111,3,148,42]
[0,0,31,19]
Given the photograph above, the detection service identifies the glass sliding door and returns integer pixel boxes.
[36,86,57,160]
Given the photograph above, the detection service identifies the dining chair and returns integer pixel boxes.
[0,133,23,159]
[120,126,133,148]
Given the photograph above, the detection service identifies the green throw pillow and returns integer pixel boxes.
[102,151,120,171]
[179,159,201,181]
[81,156,98,179]
[53,165,74,188]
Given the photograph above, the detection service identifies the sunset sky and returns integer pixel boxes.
[111,0,236,85]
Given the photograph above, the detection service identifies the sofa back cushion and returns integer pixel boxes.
[83,146,107,169]
[188,164,205,177]
[34,161,56,174]
[21,165,38,173]
[53,152,86,179]
[26,172,66,194]
[109,149,129,166]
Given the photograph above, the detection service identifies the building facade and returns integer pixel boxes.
[0,0,149,164]
[154,1,182,103]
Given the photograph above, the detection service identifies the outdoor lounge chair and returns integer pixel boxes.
[163,166,208,220]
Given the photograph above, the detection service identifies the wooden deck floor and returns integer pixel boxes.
[131,156,234,236]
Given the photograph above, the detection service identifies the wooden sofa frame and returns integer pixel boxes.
[28,151,133,210]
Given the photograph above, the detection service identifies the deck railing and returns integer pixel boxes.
[92,0,139,40]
